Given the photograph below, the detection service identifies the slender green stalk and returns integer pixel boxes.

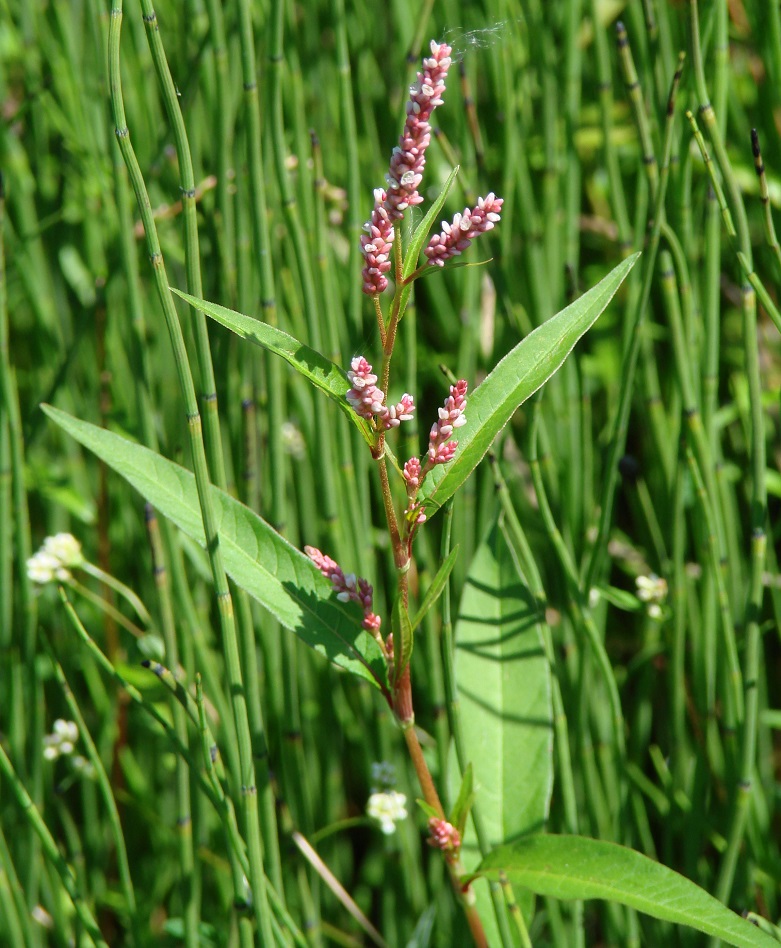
[47,649,140,942]
[688,1,768,914]
[234,0,286,534]
[0,743,108,947]
[585,47,683,592]
[530,402,626,765]
[0,825,34,947]
[145,505,198,946]
[107,5,273,941]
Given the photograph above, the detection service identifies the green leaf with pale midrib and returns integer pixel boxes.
[474,835,778,948]
[170,288,374,446]
[420,254,640,512]
[41,404,386,688]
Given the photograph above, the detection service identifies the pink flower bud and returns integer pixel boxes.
[403,457,421,489]
[427,818,461,852]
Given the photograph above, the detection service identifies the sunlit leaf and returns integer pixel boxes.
[42,405,386,688]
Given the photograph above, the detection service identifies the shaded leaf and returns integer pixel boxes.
[451,514,553,937]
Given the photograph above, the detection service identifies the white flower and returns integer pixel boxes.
[43,533,83,567]
[636,574,668,620]
[636,573,667,603]
[43,719,79,760]
[367,790,407,835]
[27,534,83,585]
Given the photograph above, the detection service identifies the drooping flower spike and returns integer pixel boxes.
[305,546,382,634]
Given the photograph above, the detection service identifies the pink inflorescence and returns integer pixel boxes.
[360,41,452,296]
[427,817,461,853]
[360,189,395,295]
[403,457,421,491]
[305,546,381,632]
[346,357,415,430]
[428,379,467,465]
[385,41,452,221]
[424,193,504,268]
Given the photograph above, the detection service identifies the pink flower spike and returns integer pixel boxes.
[403,457,422,490]
[427,380,467,466]
[346,356,388,423]
[424,193,504,267]
[305,546,382,634]
[383,41,452,222]
[360,189,395,296]
[383,393,416,429]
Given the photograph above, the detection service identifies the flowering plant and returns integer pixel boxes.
[43,32,644,948]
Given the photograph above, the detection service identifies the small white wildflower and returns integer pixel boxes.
[54,719,79,743]
[636,574,667,603]
[636,574,668,619]
[27,551,69,585]
[43,533,84,567]
[281,422,306,460]
[43,719,79,760]
[27,534,83,585]
[367,790,407,835]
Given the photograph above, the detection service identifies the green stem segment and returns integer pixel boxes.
[107,5,273,942]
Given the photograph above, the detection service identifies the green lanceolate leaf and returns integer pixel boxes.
[452,514,553,937]
[395,165,460,319]
[41,405,386,688]
[403,165,460,280]
[420,253,640,512]
[411,544,459,632]
[450,762,475,842]
[474,835,779,948]
[170,288,375,448]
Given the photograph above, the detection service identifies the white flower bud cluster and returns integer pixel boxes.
[27,533,84,585]
[43,719,79,761]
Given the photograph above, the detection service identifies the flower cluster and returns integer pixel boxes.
[43,719,79,761]
[424,193,504,267]
[345,356,415,431]
[385,41,452,220]
[27,533,84,585]
[427,379,468,465]
[636,573,668,620]
[427,817,461,853]
[360,41,452,295]
[360,190,395,295]
[367,789,408,835]
[305,546,381,632]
